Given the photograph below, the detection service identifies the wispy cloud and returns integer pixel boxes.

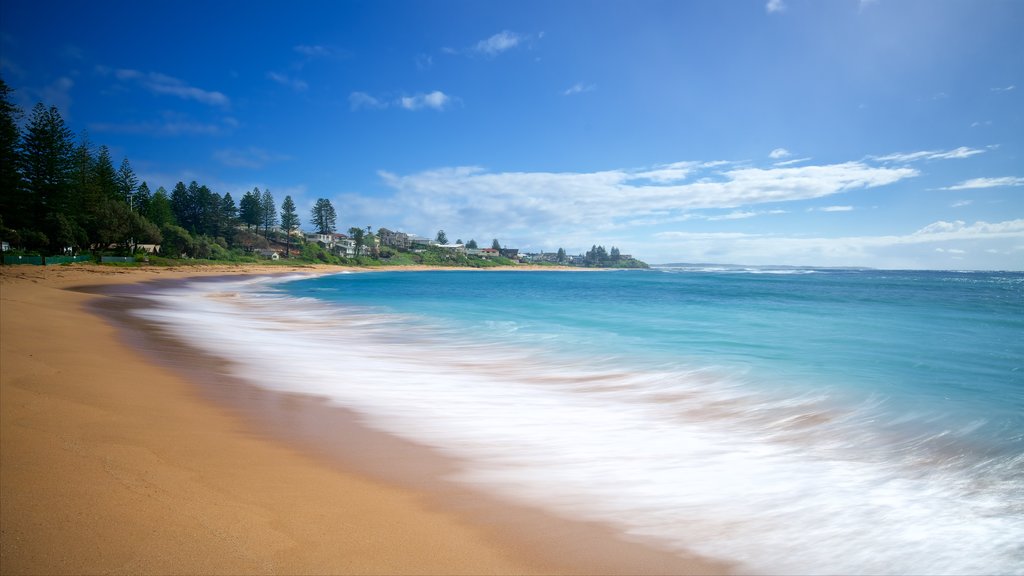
[89,115,236,137]
[810,205,855,212]
[991,85,1016,93]
[942,176,1024,190]
[766,0,786,14]
[108,68,229,107]
[951,200,973,208]
[267,71,308,92]
[349,91,388,111]
[213,147,290,169]
[872,146,985,163]
[708,209,787,221]
[398,91,451,111]
[649,219,1024,268]
[39,76,74,116]
[474,31,524,55]
[369,159,918,242]
[769,148,791,159]
[563,82,596,96]
[350,90,453,111]
[774,157,812,167]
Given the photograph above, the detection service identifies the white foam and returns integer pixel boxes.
[132,276,1024,575]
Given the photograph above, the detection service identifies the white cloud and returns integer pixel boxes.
[872,146,985,163]
[399,91,451,111]
[267,72,308,92]
[649,219,1024,269]
[769,147,791,159]
[563,82,596,96]
[367,159,917,247]
[475,31,523,55]
[766,0,786,13]
[774,157,812,167]
[349,91,388,110]
[991,85,1016,92]
[951,200,972,208]
[112,68,229,107]
[942,176,1024,190]
[819,205,854,212]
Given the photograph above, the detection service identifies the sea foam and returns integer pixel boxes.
[132,273,1024,575]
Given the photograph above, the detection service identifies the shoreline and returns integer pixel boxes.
[1,264,728,575]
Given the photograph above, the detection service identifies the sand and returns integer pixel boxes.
[1,263,727,575]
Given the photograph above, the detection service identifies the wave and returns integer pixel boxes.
[130,275,1024,575]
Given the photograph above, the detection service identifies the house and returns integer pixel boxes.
[331,234,356,257]
[468,248,500,258]
[378,228,411,250]
[304,232,333,245]
[499,248,519,260]
[255,249,280,260]
[436,243,466,254]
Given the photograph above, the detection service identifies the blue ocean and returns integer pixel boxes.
[134,267,1024,574]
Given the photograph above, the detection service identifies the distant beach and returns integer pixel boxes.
[0,263,725,575]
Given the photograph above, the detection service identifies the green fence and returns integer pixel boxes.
[2,255,44,265]
[100,256,135,263]
[45,255,92,265]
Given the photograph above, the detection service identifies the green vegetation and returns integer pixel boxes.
[0,75,647,270]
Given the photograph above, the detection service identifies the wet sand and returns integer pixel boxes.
[1,263,728,575]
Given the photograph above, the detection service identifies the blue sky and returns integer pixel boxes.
[1,0,1021,269]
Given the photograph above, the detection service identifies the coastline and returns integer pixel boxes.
[1,263,726,575]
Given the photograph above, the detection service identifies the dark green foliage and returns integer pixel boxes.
[116,157,138,206]
[20,103,75,226]
[260,188,276,239]
[491,238,501,250]
[557,247,567,263]
[160,224,194,258]
[239,188,261,231]
[0,78,24,228]
[310,198,336,234]
[466,239,478,249]
[147,187,174,227]
[436,229,448,244]
[281,195,299,256]
[348,226,365,256]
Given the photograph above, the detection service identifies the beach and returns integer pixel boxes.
[0,264,724,575]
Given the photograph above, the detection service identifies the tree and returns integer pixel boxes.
[170,181,190,229]
[0,77,24,229]
[93,145,118,202]
[160,224,194,258]
[116,157,138,208]
[239,188,261,231]
[135,181,152,216]
[310,198,336,234]
[466,239,478,249]
[280,195,299,257]
[219,192,238,240]
[557,247,566,263]
[147,186,174,227]
[436,229,448,245]
[348,226,365,256]
[20,103,75,228]
[610,246,621,260]
[260,188,276,239]
[491,238,501,250]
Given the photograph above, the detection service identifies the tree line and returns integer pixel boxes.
[0,76,324,260]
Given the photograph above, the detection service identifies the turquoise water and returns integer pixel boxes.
[135,268,1024,574]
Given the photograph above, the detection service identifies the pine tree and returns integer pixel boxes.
[0,77,25,230]
[466,239,478,249]
[436,229,448,244]
[116,157,138,208]
[280,195,299,257]
[239,188,261,231]
[20,103,75,229]
[310,198,336,234]
[147,186,174,227]
[135,181,152,216]
[260,188,277,239]
[491,238,501,250]
[93,145,118,202]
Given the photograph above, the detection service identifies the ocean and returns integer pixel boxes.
[131,267,1024,574]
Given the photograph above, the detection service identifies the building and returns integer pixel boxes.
[377,228,411,250]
